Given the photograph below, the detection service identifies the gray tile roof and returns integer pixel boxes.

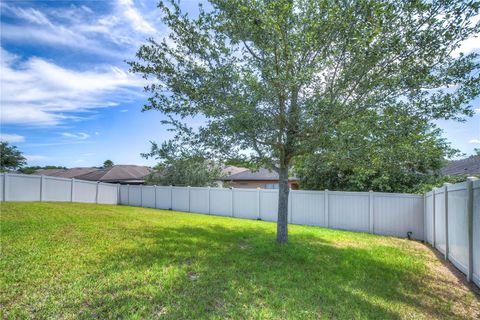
[220,168,299,181]
[441,155,480,176]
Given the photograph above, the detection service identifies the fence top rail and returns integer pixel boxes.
[446,182,467,192]
[474,180,480,189]
[373,192,423,199]
[5,173,42,179]
[43,175,73,182]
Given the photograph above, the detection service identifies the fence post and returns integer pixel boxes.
[208,187,211,215]
[71,178,75,202]
[288,188,293,223]
[3,172,8,202]
[230,187,234,217]
[324,189,329,228]
[140,185,143,207]
[444,183,450,260]
[257,188,260,219]
[187,186,191,212]
[423,193,427,244]
[369,190,374,234]
[154,185,157,208]
[40,175,45,201]
[116,184,120,205]
[170,185,173,210]
[432,187,436,248]
[467,177,477,282]
[95,182,99,204]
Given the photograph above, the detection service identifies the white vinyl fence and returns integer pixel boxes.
[117,185,425,240]
[2,173,478,286]
[424,178,479,287]
[0,173,119,204]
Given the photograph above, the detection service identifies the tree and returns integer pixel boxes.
[143,142,224,187]
[294,107,458,193]
[130,0,480,243]
[0,142,26,171]
[103,160,114,168]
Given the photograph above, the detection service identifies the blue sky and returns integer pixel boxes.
[0,0,479,168]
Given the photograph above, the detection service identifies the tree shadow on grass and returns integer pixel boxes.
[78,223,473,319]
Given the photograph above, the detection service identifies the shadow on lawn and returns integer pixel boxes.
[82,223,461,319]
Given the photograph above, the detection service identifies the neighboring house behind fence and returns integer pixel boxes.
[219,167,300,189]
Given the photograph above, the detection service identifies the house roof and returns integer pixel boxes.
[74,165,152,182]
[441,155,480,176]
[220,168,299,181]
[220,166,249,176]
[36,167,97,178]
[36,165,151,182]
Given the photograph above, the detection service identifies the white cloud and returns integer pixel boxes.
[119,109,129,112]
[0,48,145,126]
[468,139,480,144]
[61,132,90,140]
[25,155,48,161]
[117,0,155,34]
[0,133,25,143]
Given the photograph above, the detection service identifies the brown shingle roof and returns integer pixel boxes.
[441,155,480,176]
[36,167,97,178]
[75,165,151,182]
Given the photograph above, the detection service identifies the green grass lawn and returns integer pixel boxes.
[1,202,478,319]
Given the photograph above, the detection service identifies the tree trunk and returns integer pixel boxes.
[277,164,289,243]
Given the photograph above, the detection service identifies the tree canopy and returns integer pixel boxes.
[294,107,458,193]
[130,0,480,242]
[103,160,114,168]
[0,142,26,172]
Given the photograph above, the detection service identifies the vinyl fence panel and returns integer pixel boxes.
[44,176,72,202]
[98,183,118,204]
[6,174,41,201]
[210,188,231,216]
[259,190,278,222]
[233,189,257,219]
[328,192,370,232]
[425,192,434,245]
[291,190,325,227]
[172,187,189,212]
[141,186,156,208]
[434,188,446,254]
[119,185,129,205]
[447,183,469,274]
[190,187,210,214]
[0,174,4,202]
[128,186,142,207]
[155,186,172,209]
[373,193,424,239]
[73,180,97,203]
[473,180,480,287]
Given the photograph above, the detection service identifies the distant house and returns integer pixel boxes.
[36,165,151,184]
[218,167,300,189]
[441,155,480,176]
